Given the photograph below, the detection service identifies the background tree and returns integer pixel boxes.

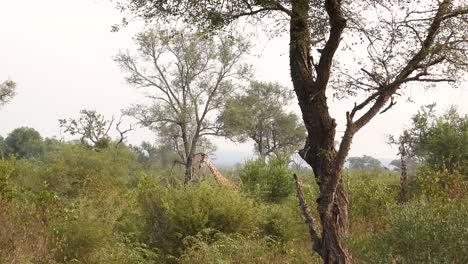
[116,28,250,183]
[117,0,468,262]
[59,109,132,149]
[0,80,16,107]
[390,105,468,203]
[391,105,468,175]
[3,127,44,159]
[347,155,382,171]
[419,107,468,175]
[219,81,305,159]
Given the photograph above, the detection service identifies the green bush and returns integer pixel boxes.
[416,165,468,200]
[259,197,309,243]
[0,182,60,263]
[54,216,107,263]
[349,200,468,263]
[239,154,294,202]
[134,179,260,260]
[9,143,142,196]
[0,157,15,199]
[0,142,166,264]
[179,231,319,264]
[346,171,398,233]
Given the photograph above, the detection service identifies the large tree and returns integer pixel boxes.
[116,28,250,183]
[219,81,305,158]
[117,0,468,262]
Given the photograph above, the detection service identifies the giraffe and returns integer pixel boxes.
[196,153,239,191]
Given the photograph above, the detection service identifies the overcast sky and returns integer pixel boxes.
[1,0,467,166]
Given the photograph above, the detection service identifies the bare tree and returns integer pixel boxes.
[59,109,132,149]
[117,0,468,262]
[116,28,251,183]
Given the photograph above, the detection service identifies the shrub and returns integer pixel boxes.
[346,171,398,234]
[179,232,319,264]
[259,197,309,243]
[239,154,294,202]
[134,179,260,260]
[0,183,60,263]
[416,165,468,200]
[9,143,142,197]
[53,216,107,263]
[349,200,468,263]
[0,157,15,199]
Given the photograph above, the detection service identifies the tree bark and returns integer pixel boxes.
[398,143,408,204]
[184,155,193,184]
[290,0,352,263]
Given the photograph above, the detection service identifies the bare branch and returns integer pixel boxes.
[379,96,397,114]
[116,117,134,144]
[293,174,322,254]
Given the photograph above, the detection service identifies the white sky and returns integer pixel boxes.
[1,0,467,166]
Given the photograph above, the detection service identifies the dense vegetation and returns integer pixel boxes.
[0,113,467,263]
[115,0,468,261]
[2,0,467,262]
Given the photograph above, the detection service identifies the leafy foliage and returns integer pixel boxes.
[133,179,259,260]
[347,155,383,171]
[179,232,317,264]
[239,154,294,203]
[117,27,251,181]
[390,105,468,175]
[346,171,398,234]
[416,165,468,200]
[1,139,467,263]
[117,1,468,261]
[219,81,305,157]
[420,107,468,174]
[349,200,468,264]
[2,127,44,159]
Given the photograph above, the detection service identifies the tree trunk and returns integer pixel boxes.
[301,133,351,263]
[184,154,193,184]
[318,178,351,263]
[398,143,408,204]
[290,0,352,263]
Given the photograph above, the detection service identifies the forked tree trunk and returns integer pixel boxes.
[289,0,352,263]
[300,133,352,264]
